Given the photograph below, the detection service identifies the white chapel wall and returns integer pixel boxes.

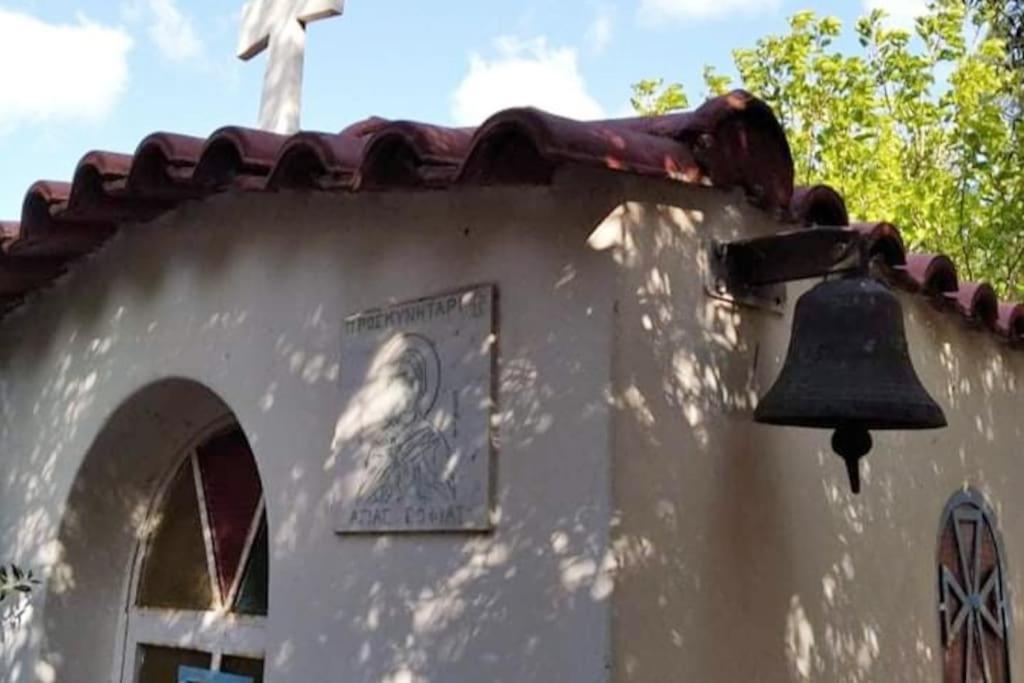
[2,167,1020,683]
[607,187,1024,682]
[0,175,624,682]
[38,380,237,683]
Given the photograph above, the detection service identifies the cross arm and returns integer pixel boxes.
[237,0,345,60]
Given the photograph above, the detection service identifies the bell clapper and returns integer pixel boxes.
[831,426,872,495]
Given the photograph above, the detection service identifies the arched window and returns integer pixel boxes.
[937,490,1011,683]
[121,422,268,683]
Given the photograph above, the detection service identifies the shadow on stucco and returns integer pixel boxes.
[0,170,1020,682]
[34,380,237,682]
[605,198,1024,682]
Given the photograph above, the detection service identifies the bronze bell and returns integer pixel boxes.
[754,276,946,493]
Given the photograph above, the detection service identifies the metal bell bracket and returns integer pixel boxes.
[706,226,867,312]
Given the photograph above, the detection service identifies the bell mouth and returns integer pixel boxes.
[753,399,948,431]
[753,413,948,431]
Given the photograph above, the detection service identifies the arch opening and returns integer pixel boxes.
[39,378,269,683]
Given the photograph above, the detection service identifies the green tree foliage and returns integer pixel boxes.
[631,78,689,115]
[970,0,1022,69]
[633,0,1024,296]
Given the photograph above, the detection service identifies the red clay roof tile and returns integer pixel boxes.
[997,303,1024,339]
[791,184,848,227]
[266,130,367,190]
[193,126,289,189]
[1,89,1020,351]
[944,282,999,329]
[0,90,793,313]
[849,222,906,267]
[358,121,472,189]
[790,189,1023,346]
[902,253,960,295]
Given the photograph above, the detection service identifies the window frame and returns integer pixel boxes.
[115,415,268,682]
[936,488,1014,683]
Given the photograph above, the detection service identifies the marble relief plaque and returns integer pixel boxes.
[335,285,495,533]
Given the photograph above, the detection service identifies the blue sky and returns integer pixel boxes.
[0,0,927,218]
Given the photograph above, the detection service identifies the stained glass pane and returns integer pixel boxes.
[197,428,263,598]
[233,515,268,616]
[135,644,211,683]
[221,655,264,682]
[137,460,214,610]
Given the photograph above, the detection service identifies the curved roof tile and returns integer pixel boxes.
[266,130,366,191]
[901,253,960,295]
[0,90,794,311]
[946,282,1000,329]
[359,121,473,190]
[849,222,906,267]
[790,187,1022,346]
[128,132,205,199]
[997,303,1024,340]
[792,184,848,227]
[193,126,289,189]
[458,107,702,186]
[0,89,1019,351]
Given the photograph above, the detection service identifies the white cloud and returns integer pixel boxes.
[862,0,928,28]
[123,0,202,61]
[0,9,132,130]
[639,0,781,23]
[586,6,615,54]
[148,0,201,60]
[451,37,605,125]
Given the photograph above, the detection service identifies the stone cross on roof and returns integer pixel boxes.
[237,0,344,134]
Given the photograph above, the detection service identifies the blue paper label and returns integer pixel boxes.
[177,667,253,683]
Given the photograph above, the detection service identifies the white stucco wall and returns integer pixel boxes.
[0,168,1021,682]
[607,196,1024,681]
[0,172,625,682]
